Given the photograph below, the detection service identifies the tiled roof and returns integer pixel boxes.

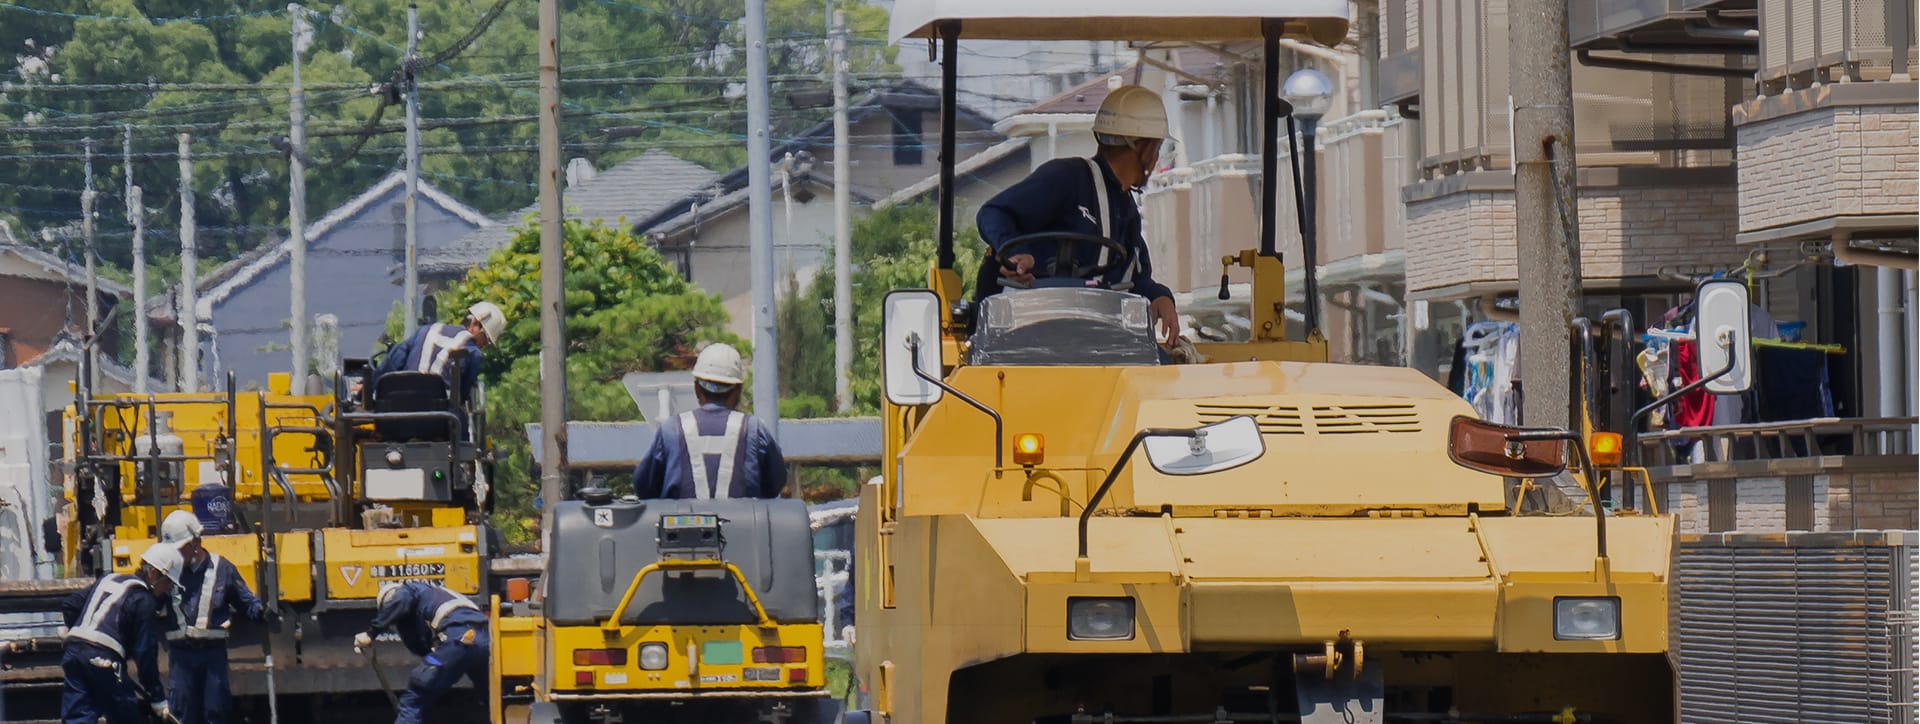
[421,149,720,276]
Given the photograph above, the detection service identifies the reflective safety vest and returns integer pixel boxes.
[1079,157,1140,292]
[167,553,229,641]
[67,574,149,657]
[677,409,746,500]
[425,584,480,630]
[413,323,474,377]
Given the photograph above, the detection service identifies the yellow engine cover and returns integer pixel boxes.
[319,525,484,598]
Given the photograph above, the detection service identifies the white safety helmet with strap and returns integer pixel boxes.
[467,301,507,344]
[1092,85,1169,143]
[159,509,203,546]
[692,343,746,392]
[140,542,185,587]
[377,580,405,609]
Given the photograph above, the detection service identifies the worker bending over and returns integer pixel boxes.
[975,85,1182,345]
[60,542,183,724]
[632,343,788,499]
[159,510,268,724]
[354,581,491,724]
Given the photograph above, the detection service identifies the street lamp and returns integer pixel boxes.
[1282,67,1332,338]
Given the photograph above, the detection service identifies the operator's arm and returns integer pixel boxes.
[59,585,90,628]
[375,329,419,378]
[366,585,411,634]
[756,427,788,499]
[976,159,1078,253]
[222,560,267,623]
[1126,238,1174,302]
[632,433,670,499]
[125,591,165,703]
[460,346,483,404]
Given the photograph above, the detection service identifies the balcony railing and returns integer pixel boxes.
[1759,0,1917,86]
[1636,416,1917,472]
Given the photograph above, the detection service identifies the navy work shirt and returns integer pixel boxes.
[375,323,483,406]
[61,574,166,698]
[632,404,787,500]
[976,155,1173,302]
[165,553,265,644]
[368,581,487,658]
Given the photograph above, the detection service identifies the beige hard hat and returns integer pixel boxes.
[692,343,745,387]
[1092,85,1169,141]
[140,542,185,586]
[159,509,203,545]
[467,301,507,343]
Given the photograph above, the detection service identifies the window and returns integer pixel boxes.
[892,110,924,166]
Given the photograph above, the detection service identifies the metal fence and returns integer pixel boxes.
[1675,531,1918,723]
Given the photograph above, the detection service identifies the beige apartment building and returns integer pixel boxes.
[1133,0,1916,535]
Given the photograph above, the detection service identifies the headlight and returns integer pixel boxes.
[638,642,669,670]
[1067,597,1135,641]
[1553,597,1621,640]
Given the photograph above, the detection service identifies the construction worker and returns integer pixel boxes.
[159,510,268,724]
[59,542,183,724]
[353,581,490,724]
[631,343,788,500]
[371,301,507,414]
[975,84,1182,345]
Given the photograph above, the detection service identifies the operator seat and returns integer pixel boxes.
[371,372,453,441]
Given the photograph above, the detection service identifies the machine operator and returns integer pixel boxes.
[59,542,183,724]
[158,510,269,724]
[632,343,788,500]
[354,581,491,724]
[369,300,508,419]
[975,84,1182,345]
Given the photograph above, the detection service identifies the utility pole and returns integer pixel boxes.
[403,2,422,335]
[289,2,311,388]
[82,139,99,392]
[746,0,779,439]
[831,9,852,413]
[131,186,148,394]
[179,133,200,393]
[536,0,568,514]
[1510,0,1583,429]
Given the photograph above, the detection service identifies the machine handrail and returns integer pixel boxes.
[602,559,775,632]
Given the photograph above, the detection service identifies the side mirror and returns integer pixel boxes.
[1694,278,1753,395]
[882,290,945,406]
[1143,416,1264,475]
[1446,416,1568,478]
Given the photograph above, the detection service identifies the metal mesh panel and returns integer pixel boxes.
[1677,537,1920,724]
[1762,0,1791,75]
[1405,0,1420,51]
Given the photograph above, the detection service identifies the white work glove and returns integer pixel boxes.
[353,631,373,651]
[150,700,171,721]
[842,625,855,646]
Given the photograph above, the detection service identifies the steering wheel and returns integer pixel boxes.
[995,231,1131,289]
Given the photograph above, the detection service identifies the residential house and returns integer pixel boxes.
[635,82,1005,339]
[151,172,489,390]
[0,222,147,407]
[418,150,721,289]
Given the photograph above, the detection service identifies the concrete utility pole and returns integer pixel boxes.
[746,0,779,439]
[131,186,148,394]
[831,9,852,413]
[82,140,98,358]
[403,2,422,335]
[179,133,200,393]
[536,0,568,513]
[289,2,311,388]
[1509,0,1582,429]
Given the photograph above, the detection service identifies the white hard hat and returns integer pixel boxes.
[159,510,203,545]
[377,581,404,607]
[467,301,507,343]
[140,542,185,586]
[692,343,745,387]
[1092,85,1169,141]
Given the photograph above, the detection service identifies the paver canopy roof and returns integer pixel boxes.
[888,0,1349,45]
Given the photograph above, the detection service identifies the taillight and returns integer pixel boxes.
[574,671,594,686]
[788,667,808,684]
[752,646,807,664]
[573,649,628,666]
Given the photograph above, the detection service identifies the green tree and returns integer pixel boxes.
[436,217,741,542]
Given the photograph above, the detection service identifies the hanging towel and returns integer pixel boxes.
[1671,340,1715,429]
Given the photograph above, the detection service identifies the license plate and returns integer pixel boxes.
[743,667,781,682]
[699,673,739,684]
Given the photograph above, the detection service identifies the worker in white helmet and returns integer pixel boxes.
[631,343,788,500]
[158,510,268,724]
[370,300,507,431]
[60,542,183,724]
[975,84,1182,345]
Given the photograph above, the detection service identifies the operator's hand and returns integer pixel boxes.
[353,631,373,650]
[1151,296,1182,345]
[999,253,1036,285]
[150,700,171,721]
